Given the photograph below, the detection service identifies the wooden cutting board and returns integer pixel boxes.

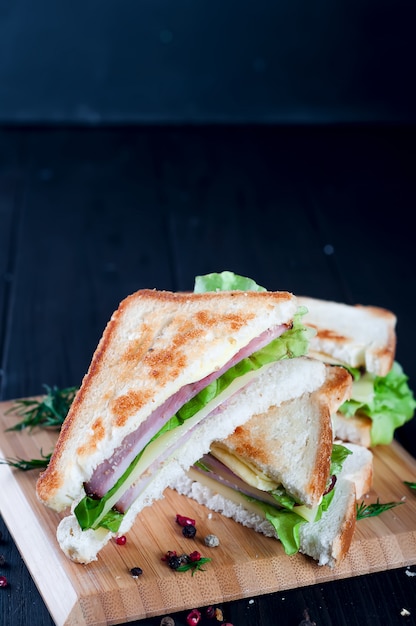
[1,399,416,626]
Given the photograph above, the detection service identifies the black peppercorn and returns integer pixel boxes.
[130,567,143,578]
[182,524,196,538]
[168,555,183,570]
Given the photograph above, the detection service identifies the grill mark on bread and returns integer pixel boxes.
[36,468,62,502]
[230,422,269,466]
[121,324,154,364]
[143,311,256,380]
[312,326,348,343]
[112,390,154,427]
[76,417,106,457]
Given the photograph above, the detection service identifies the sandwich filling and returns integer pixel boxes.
[187,443,352,555]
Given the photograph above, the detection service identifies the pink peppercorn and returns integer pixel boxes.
[186,608,201,625]
[176,513,196,527]
[115,535,127,545]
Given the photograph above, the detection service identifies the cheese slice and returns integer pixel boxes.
[186,467,318,523]
[210,443,278,491]
[351,372,375,404]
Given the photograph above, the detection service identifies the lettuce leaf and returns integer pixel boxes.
[339,362,416,445]
[194,271,266,293]
[330,443,353,476]
[246,481,336,555]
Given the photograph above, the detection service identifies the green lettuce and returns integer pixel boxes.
[339,362,416,446]
[330,443,353,476]
[194,271,267,293]
[259,489,337,555]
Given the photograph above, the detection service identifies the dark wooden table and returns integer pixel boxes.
[1,124,416,625]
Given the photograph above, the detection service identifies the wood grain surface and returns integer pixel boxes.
[1,399,416,626]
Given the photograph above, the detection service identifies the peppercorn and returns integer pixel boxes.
[189,551,201,562]
[204,534,220,548]
[186,608,201,626]
[176,514,196,527]
[178,553,190,564]
[182,524,196,538]
[160,617,175,626]
[168,555,183,570]
[0,576,8,588]
[115,535,127,545]
[130,567,143,578]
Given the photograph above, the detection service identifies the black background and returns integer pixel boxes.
[0,1,415,125]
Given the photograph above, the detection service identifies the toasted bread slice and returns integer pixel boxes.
[210,363,352,507]
[298,296,397,377]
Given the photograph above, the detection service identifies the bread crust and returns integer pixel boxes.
[330,488,357,564]
[298,296,397,376]
[36,288,297,511]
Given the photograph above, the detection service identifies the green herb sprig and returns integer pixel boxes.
[5,385,77,431]
[0,451,51,471]
[177,557,212,575]
[404,481,416,490]
[356,498,402,520]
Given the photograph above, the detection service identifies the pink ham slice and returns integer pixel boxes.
[114,399,229,512]
[85,324,289,499]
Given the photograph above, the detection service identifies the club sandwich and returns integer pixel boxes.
[36,288,315,563]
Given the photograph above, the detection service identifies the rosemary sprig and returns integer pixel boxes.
[356,498,403,520]
[5,385,78,431]
[404,481,416,490]
[0,451,51,471]
[177,557,212,575]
